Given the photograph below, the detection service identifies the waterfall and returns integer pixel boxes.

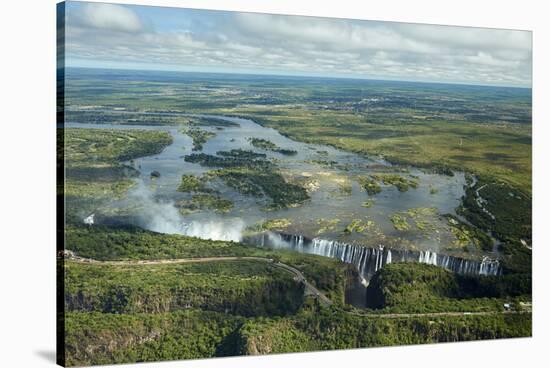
[246,232,502,281]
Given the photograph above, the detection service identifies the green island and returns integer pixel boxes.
[358,173,418,194]
[177,174,212,193]
[189,116,240,128]
[343,218,376,234]
[371,173,419,192]
[248,137,298,156]
[250,218,293,232]
[176,173,234,213]
[176,193,234,214]
[357,176,382,196]
[182,127,216,151]
[184,149,309,209]
[390,213,411,231]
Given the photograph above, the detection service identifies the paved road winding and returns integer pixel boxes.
[65,251,531,316]
[64,252,333,307]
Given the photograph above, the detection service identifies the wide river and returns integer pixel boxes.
[68,113,507,306]
[67,114,472,253]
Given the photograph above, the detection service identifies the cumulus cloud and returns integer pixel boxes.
[64,3,532,87]
[77,3,143,33]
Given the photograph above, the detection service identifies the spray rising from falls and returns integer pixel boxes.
[248,232,501,281]
[128,182,245,242]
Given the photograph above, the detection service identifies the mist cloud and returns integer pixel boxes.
[129,182,245,242]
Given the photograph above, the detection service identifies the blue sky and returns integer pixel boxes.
[64,1,532,87]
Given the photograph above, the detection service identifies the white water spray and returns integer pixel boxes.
[253,232,501,281]
[130,181,245,242]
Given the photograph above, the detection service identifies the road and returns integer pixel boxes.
[64,251,333,307]
[65,251,532,316]
[347,310,530,319]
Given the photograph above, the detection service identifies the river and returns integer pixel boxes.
[66,113,500,305]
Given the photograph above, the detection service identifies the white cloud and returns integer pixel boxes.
[64,4,532,87]
[79,3,143,33]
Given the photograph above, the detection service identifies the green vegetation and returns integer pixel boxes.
[64,224,350,299]
[242,109,531,195]
[337,181,352,196]
[66,305,531,366]
[358,173,417,195]
[371,173,419,192]
[257,218,292,231]
[65,260,304,316]
[182,127,216,151]
[357,176,382,196]
[458,176,531,273]
[238,308,531,355]
[217,148,267,160]
[176,174,233,213]
[209,167,309,210]
[390,213,411,231]
[65,128,172,163]
[307,159,352,171]
[66,306,530,366]
[177,174,212,193]
[405,207,438,231]
[63,70,532,365]
[500,242,532,275]
[316,218,341,234]
[388,208,442,234]
[184,151,271,169]
[445,215,493,251]
[459,176,531,245]
[65,224,251,260]
[66,69,531,193]
[343,219,375,234]
[366,263,531,313]
[248,137,297,155]
[184,149,309,209]
[63,128,172,221]
[189,116,240,127]
[361,199,374,208]
[237,318,316,354]
[176,194,234,214]
[65,110,189,126]
[63,224,531,366]
[65,310,244,366]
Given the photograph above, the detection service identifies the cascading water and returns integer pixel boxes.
[247,231,502,281]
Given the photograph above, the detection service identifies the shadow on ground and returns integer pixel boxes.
[35,350,56,364]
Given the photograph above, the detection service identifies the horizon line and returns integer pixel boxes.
[64,65,532,90]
